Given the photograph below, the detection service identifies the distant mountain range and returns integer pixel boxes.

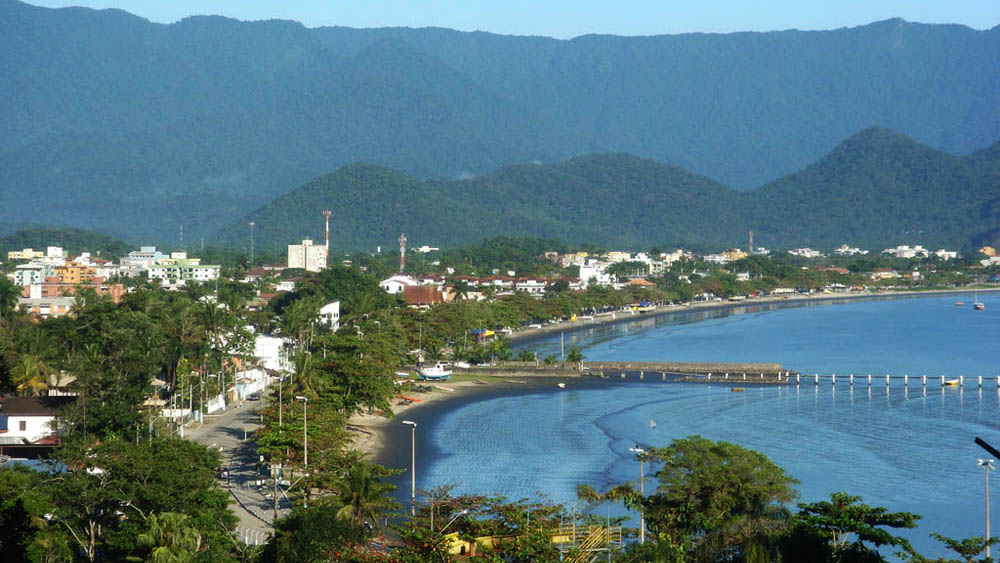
[1,1,998,242]
[217,128,1000,253]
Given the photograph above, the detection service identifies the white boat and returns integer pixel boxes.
[417,362,452,381]
[557,382,566,389]
[649,418,657,429]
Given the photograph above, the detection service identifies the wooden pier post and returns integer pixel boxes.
[662,372,666,380]
[867,374,871,386]
[760,373,764,380]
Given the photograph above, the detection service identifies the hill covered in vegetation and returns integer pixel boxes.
[2,0,998,240]
[218,128,1000,252]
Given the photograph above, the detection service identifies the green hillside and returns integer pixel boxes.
[2,1,998,240]
[216,128,1000,253]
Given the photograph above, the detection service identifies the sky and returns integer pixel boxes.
[26,0,999,38]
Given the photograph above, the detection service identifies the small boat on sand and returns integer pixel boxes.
[417,362,452,381]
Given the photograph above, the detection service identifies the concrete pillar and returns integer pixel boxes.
[867,374,871,386]
[743,372,747,381]
[960,375,964,387]
[707,373,712,380]
[979,376,983,388]
[903,374,908,387]
[796,373,800,384]
[814,374,819,386]
[885,374,890,387]
[832,374,836,386]
[922,375,927,387]
[849,374,854,386]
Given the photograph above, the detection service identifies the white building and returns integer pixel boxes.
[253,334,290,372]
[578,262,613,288]
[834,244,868,256]
[788,248,825,258]
[287,239,328,272]
[380,275,419,294]
[11,263,51,286]
[148,262,221,285]
[882,245,929,259]
[0,396,73,445]
[933,249,958,260]
[318,301,341,331]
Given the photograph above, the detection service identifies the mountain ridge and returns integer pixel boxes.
[215,127,1000,253]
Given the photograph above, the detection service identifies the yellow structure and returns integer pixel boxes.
[444,525,622,560]
[54,264,97,284]
[721,248,748,261]
[7,248,45,260]
[981,246,997,257]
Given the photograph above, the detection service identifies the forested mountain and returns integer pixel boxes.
[217,129,1000,252]
[2,0,998,240]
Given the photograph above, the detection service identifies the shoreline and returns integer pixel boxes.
[351,287,999,468]
[507,286,1000,346]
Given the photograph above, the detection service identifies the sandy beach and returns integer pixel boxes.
[348,377,564,466]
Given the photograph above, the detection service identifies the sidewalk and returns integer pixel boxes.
[182,399,292,537]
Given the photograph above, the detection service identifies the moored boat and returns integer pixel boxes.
[955,301,965,306]
[943,378,960,386]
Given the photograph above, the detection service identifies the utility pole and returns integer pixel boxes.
[399,232,407,273]
[249,221,255,264]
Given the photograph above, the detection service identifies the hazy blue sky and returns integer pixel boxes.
[27,0,999,38]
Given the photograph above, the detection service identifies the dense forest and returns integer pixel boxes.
[2,0,999,240]
[217,128,1000,253]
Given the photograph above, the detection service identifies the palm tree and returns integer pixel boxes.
[450,279,472,301]
[566,347,585,370]
[137,512,203,563]
[0,277,20,320]
[334,462,401,532]
[11,354,49,396]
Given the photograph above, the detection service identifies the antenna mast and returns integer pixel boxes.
[323,210,332,251]
[399,232,407,273]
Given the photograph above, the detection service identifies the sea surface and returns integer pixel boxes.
[406,293,999,557]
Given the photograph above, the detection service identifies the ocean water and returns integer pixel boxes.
[407,294,999,557]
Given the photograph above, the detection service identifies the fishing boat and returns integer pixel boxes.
[974,301,985,311]
[417,362,452,381]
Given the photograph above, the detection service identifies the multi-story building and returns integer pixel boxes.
[287,239,328,272]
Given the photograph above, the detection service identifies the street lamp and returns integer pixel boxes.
[979,458,995,559]
[296,396,308,468]
[402,420,417,516]
[629,445,647,545]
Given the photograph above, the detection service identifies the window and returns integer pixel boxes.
[19,420,26,431]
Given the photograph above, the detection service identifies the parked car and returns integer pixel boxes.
[248,393,260,401]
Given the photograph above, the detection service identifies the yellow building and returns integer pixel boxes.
[7,248,45,260]
[54,264,97,284]
[721,248,748,261]
[981,246,997,257]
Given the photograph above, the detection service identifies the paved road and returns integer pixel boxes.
[184,400,293,544]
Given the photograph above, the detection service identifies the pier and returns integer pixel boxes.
[576,362,1000,390]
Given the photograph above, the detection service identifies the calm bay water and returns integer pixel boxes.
[410,294,999,556]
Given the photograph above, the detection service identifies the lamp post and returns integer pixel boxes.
[296,396,308,468]
[629,445,646,545]
[402,420,417,516]
[980,458,995,559]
